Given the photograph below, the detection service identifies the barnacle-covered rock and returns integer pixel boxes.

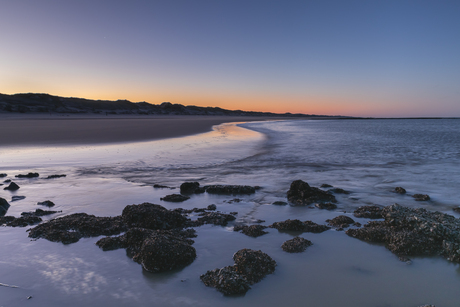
[269,219,330,233]
[200,266,251,295]
[326,215,356,229]
[233,225,268,237]
[281,237,312,253]
[122,203,187,229]
[287,180,336,205]
[353,205,384,219]
[412,194,430,201]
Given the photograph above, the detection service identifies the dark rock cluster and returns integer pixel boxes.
[353,205,383,219]
[1,215,42,227]
[287,180,336,205]
[189,211,237,226]
[233,225,268,237]
[37,200,55,207]
[160,194,190,202]
[394,187,406,194]
[0,197,10,216]
[122,203,187,230]
[269,219,330,233]
[15,172,39,178]
[346,204,460,262]
[329,188,350,194]
[412,194,430,201]
[200,249,276,295]
[45,174,66,179]
[281,237,312,253]
[326,215,357,230]
[315,202,337,210]
[179,182,258,195]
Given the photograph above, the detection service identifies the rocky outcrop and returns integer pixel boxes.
[122,203,187,230]
[200,249,276,295]
[96,228,197,272]
[0,216,42,227]
[287,180,336,205]
[160,194,190,202]
[326,215,357,229]
[0,198,10,216]
[412,194,430,201]
[3,182,20,191]
[180,182,204,194]
[15,172,39,178]
[281,237,312,253]
[28,213,127,244]
[315,202,337,210]
[21,209,60,217]
[269,219,330,233]
[394,187,406,194]
[346,203,460,262]
[353,205,384,219]
[0,173,7,178]
[189,212,237,227]
[233,225,268,237]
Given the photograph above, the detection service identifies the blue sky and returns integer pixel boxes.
[1,0,459,116]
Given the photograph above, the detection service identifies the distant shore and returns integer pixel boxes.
[0,114,293,147]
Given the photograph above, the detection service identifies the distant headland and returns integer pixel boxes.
[0,93,347,118]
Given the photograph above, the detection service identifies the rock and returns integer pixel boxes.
[320,183,333,188]
[206,204,217,210]
[412,194,430,201]
[45,174,66,179]
[329,188,350,194]
[11,196,26,202]
[0,198,11,216]
[233,225,268,237]
[287,180,336,205]
[0,173,7,177]
[453,207,460,213]
[0,215,42,227]
[122,203,187,230]
[190,212,237,226]
[204,185,256,195]
[97,228,196,273]
[200,249,276,295]
[326,215,356,229]
[269,219,330,233]
[394,187,406,194]
[15,172,39,178]
[346,203,460,263]
[315,202,337,210]
[4,179,11,183]
[37,200,55,207]
[281,237,312,253]
[28,213,127,244]
[272,201,288,206]
[3,182,20,191]
[153,184,171,189]
[160,194,190,202]
[353,205,384,219]
[21,209,60,217]
[180,182,200,194]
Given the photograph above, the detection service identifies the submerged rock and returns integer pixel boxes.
[412,194,430,201]
[329,188,350,194]
[28,213,126,244]
[21,208,60,217]
[287,180,336,205]
[15,173,39,178]
[315,202,337,210]
[45,174,66,179]
[394,187,406,194]
[190,211,237,226]
[37,200,55,207]
[281,237,312,253]
[122,203,187,230]
[0,198,10,216]
[320,183,333,188]
[272,201,288,206]
[201,249,276,295]
[97,228,196,272]
[0,173,7,178]
[3,182,20,191]
[204,185,257,195]
[233,225,268,237]
[346,203,460,262]
[0,215,42,227]
[269,219,330,233]
[11,196,26,202]
[353,205,384,219]
[326,215,356,229]
[206,204,217,211]
[160,194,190,202]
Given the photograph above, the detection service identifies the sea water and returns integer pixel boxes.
[1,119,460,307]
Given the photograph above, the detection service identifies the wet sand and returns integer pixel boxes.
[0,114,285,147]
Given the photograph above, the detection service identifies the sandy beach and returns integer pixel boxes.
[0,115,286,147]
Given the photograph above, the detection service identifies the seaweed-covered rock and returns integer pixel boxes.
[0,197,10,216]
[97,228,196,272]
[204,185,257,195]
[326,215,356,229]
[315,202,337,210]
[46,174,66,179]
[233,225,268,237]
[353,205,384,219]
[15,172,39,178]
[269,219,330,233]
[394,187,406,194]
[412,194,430,201]
[0,215,42,227]
[122,203,187,230]
[37,200,55,207]
[281,237,312,253]
[28,213,126,244]
[201,249,275,295]
[160,194,190,202]
[3,182,20,191]
[287,180,336,205]
[346,203,460,262]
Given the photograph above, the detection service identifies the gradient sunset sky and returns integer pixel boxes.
[1,0,459,117]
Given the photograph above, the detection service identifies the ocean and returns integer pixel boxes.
[1,118,460,306]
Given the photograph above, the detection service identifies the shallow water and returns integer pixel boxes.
[1,119,460,306]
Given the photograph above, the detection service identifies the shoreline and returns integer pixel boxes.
[0,114,292,147]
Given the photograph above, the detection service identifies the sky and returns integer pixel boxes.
[1,0,459,117]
